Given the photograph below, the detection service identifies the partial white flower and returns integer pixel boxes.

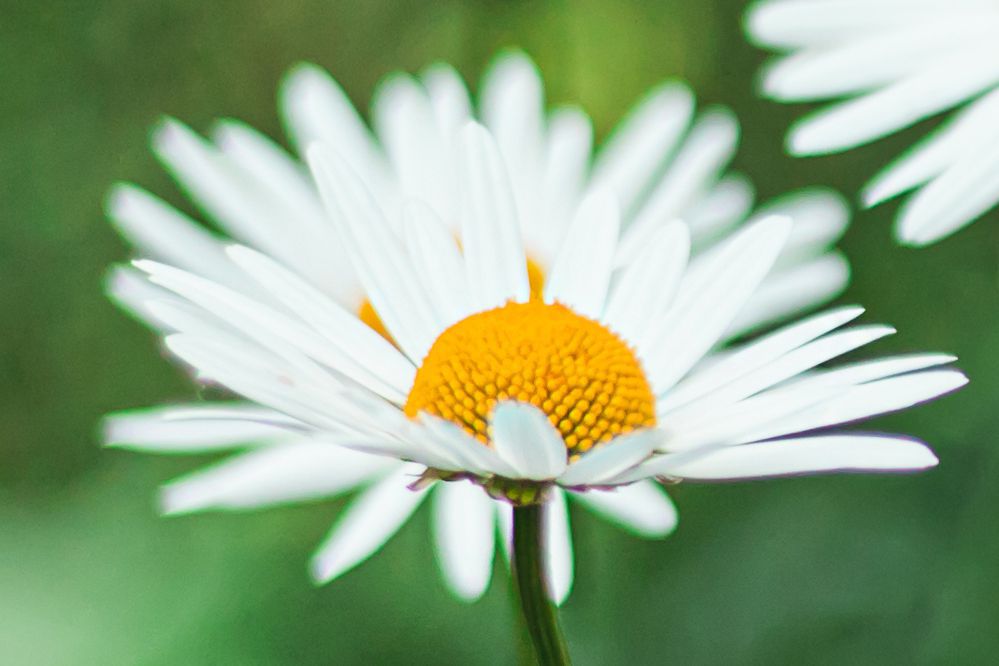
[105,52,954,605]
[746,0,999,245]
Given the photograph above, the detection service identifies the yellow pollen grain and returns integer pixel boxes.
[404,300,656,457]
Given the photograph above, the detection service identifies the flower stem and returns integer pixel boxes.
[512,503,571,665]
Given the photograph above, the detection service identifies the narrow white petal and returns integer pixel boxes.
[590,81,695,216]
[532,106,593,264]
[788,353,958,390]
[543,190,620,319]
[104,404,288,453]
[603,221,690,345]
[139,258,409,404]
[415,415,520,478]
[760,20,993,101]
[458,122,530,310]
[153,119,308,267]
[106,265,183,331]
[660,305,864,413]
[751,188,850,265]
[161,442,394,514]
[545,491,574,605]
[422,62,473,136]
[433,480,497,601]
[226,245,416,399]
[685,174,756,244]
[864,87,999,207]
[280,63,390,199]
[668,324,895,419]
[619,108,739,264]
[643,216,792,392]
[401,201,474,327]
[310,466,430,583]
[662,385,841,451]
[633,435,939,481]
[373,73,455,220]
[558,430,660,487]
[106,183,243,289]
[787,44,999,155]
[745,0,976,50]
[307,144,441,362]
[729,252,850,336]
[897,137,999,246]
[480,51,546,233]
[491,402,567,480]
[571,481,677,537]
[743,369,967,442]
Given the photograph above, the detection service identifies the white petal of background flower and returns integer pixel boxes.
[746,0,999,244]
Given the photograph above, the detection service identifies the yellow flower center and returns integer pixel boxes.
[403,300,656,457]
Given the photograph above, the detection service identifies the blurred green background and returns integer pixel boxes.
[3,1,999,663]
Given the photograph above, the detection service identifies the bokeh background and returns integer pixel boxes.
[4,1,999,663]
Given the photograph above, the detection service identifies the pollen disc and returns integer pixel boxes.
[404,301,656,457]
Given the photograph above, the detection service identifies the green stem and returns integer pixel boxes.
[512,503,572,665]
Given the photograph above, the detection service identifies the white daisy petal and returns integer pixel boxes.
[422,62,473,136]
[730,252,850,336]
[373,73,454,220]
[633,435,939,481]
[401,201,474,327]
[787,353,958,390]
[897,137,999,245]
[458,122,531,309]
[433,480,497,601]
[667,324,896,419]
[660,305,865,413]
[571,481,678,537]
[416,415,520,478]
[138,259,409,404]
[480,51,546,227]
[307,143,441,361]
[558,430,660,487]
[225,245,416,398]
[103,404,289,453]
[603,221,690,345]
[643,215,792,392]
[491,402,567,480]
[161,441,395,515]
[280,63,390,199]
[545,490,574,605]
[106,183,244,290]
[544,190,621,318]
[310,465,430,583]
[590,81,695,216]
[534,107,593,263]
[753,188,850,265]
[106,265,183,331]
[760,21,983,102]
[686,173,756,244]
[661,385,842,452]
[864,87,999,207]
[745,0,969,50]
[744,369,968,442]
[787,45,999,155]
[618,107,739,264]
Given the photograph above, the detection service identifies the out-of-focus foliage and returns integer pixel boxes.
[2,1,999,664]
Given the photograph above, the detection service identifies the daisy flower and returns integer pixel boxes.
[103,52,951,616]
[745,0,999,245]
